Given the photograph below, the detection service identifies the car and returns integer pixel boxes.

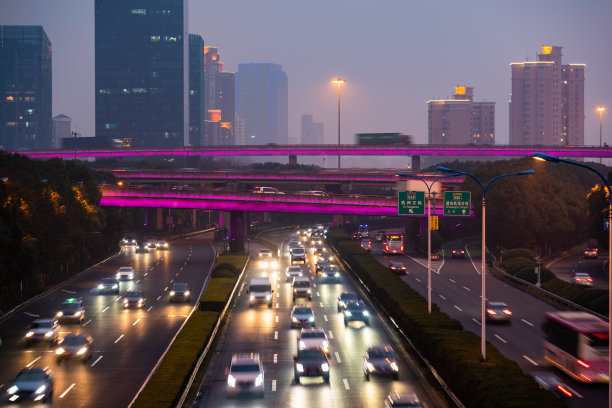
[530,371,574,399]
[286,265,303,282]
[258,248,273,258]
[294,347,330,384]
[123,290,146,308]
[98,277,119,294]
[226,353,264,397]
[56,298,85,323]
[169,283,191,302]
[430,251,440,261]
[337,292,360,312]
[257,249,278,269]
[290,247,306,264]
[360,238,372,252]
[55,333,93,363]
[116,266,135,281]
[291,305,315,328]
[310,233,324,246]
[375,231,387,241]
[145,239,158,249]
[485,301,512,323]
[292,277,312,301]
[573,272,594,287]
[320,265,340,282]
[121,236,137,246]
[451,248,466,258]
[352,232,362,240]
[135,243,148,253]
[298,328,329,353]
[584,247,598,259]
[25,318,59,346]
[315,259,330,273]
[252,186,284,194]
[364,345,399,380]
[247,278,273,308]
[343,300,370,326]
[384,392,422,407]
[6,367,54,403]
[388,262,407,275]
[156,240,169,250]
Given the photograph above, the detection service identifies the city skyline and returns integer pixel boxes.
[0,0,610,151]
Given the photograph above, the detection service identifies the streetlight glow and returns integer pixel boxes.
[597,106,606,164]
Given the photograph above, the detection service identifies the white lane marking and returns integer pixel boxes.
[135,280,140,284]
[276,303,280,309]
[61,289,76,294]
[26,356,41,367]
[462,286,471,292]
[147,306,153,312]
[523,355,539,366]
[101,306,110,313]
[91,356,103,367]
[494,334,507,344]
[277,292,280,298]
[335,352,342,363]
[114,334,124,344]
[132,318,141,326]
[273,354,278,363]
[453,305,463,312]
[328,330,334,339]
[144,272,148,276]
[438,294,446,300]
[277,284,280,289]
[156,295,162,301]
[170,279,174,284]
[313,283,317,288]
[449,278,456,283]
[274,331,278,340]
[83,319,92,326]
[176,273,179,277]
[319,302,324,307]
[324,314,328,322]
[164,287,168,292]
[275,315,279,323]
[415,278,422,283]
[521,318,534,327]
[115,296,122,301]
[59,383,76,399]
[343,378,350,390]
[472,318,481,326]
[272,379,277,392]
[179,267,183,271]
[23,312,39,317]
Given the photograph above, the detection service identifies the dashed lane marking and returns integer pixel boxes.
[335,352,341,363]
[462,286,471,292]
[272,379,277,392]
[59,383,76,399]
[328,330,334,339]
[114,334,124,344]
[132,318,140,326]
[274,331,278,340]
[521,318,534,327]
[494,334,507,344]
[26,357,41,367]
[449,278,456,283]
[273,354,278,363]
[324,315,328,322]
[453,305,462,311]
[522,355,538,366]
[472,318,481,326]
[438,294,446,300]
[343,379,350,390]
[91,356,103,367]
[101,307,109,313]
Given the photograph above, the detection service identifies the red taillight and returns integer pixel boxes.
[587,277,593,281]
[487,309,496,315]
[577,359,590,368]
[557,385,573,397]
[400,246,403,251]
[401,267,406,270]
[502,309,512,315]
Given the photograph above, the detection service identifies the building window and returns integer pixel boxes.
[150,35,160,42]
[131,9,147,15]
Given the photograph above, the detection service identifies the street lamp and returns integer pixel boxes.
[72,131,80,161]
[395,171,462,313]
[437,166,535,361]
[332,78,345,169]
[597,106,606,165]
[533,151,611,408]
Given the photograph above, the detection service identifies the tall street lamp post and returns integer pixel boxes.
[533,152,611,408]
[395,172,461,313]
[71,131,80,161]
[437,166,534,361]
[332,78,344,169]
[597,106,606,165]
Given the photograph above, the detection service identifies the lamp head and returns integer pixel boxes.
[596,106,605,113]
[436,166,456,173]
[532,152,560,163]
[332,78,345,85]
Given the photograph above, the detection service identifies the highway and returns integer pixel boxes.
[367,233,607,408]
[0,233,216,407]
[194,229,447,408]
[547,254,608,290]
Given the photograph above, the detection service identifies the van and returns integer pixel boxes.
[247,277,273,308]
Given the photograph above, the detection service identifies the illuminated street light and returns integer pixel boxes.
[332,78,345,169]
[395,171,461,313]
[437,166,534,361]
[533,152,611,408]
[597,106,606,165]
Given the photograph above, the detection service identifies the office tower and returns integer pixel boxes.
[203,47,235,145]
[428,87,495,144]
[234,115,245,145]
[95,0,188,147]
[237,63,288,145]
[301,114,324,144]
[510,46,585,145]
[53,114,71,148]
[189,34,204,146]
[0,25,52,150]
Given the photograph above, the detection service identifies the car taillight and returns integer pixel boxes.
[577,359,590,368]
[587,277,593,281]
[502,309,512,315]
[557,385,573,397]
[487,309,496,315]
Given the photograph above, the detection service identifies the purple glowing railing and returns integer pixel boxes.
[100,185,474,217]
[15,144,612,159]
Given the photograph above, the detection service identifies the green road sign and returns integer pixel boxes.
[443,191,471,216]
[398,191,425,215]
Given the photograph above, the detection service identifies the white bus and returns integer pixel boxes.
[543,311,609,383]
[383,233,404,255]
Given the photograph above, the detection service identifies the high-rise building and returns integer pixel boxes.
[427,86,495,145]
[53,114,71,148]
[0,25,52,150]
[189,34,204,146]
[509,46,585,145]
[301,114,323,144]
[95,0,188,147]
[237,63,288,145]
[203,47,235,145]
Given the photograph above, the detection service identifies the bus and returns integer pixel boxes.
[358,224,369,238]
[543,311,609,383]
[383,233,404,254]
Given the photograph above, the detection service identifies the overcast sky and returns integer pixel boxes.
[2,0,611,149]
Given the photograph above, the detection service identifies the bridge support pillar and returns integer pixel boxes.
[156,207,164,230]
[229,211,246,253]
[289,155,297,165]
[411,155,421,172]
[332,214,344,226]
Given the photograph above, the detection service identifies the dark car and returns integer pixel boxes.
[123,290,146,308]
[388,262,407,275]
[315,259,330,274]
[55,298,85,324]
[169,283,191,302]
[294,347,330,384]
[485,301,512,323]
[6,368,54,403]
[320,265,340,282]
[530,371,574,399]
[352,232,362,240]
[98,278,119,294]
[55,334,93,363]
[584,248,598,259]
[430,251,440,261]
[343,301,370,326]
[337,292,360,312]
[451,248,466,258]
[364,345,399,380]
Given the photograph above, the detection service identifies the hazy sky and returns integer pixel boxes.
[2,0,611,148]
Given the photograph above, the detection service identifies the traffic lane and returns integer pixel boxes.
[547,255,607,289]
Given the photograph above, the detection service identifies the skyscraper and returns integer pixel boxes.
[53,114,71,149]
[237,63,288,145]
[509,46,585,145]
[95,0,188,147]
[189,34,204,146]
[0,25,52,150]
[203,47,235,145]
[427,87,495,145]
[301,114,323,144]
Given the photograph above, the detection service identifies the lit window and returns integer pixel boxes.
[150,36,160,42]
[122,89,130,94]
[5,96,14,102]
[131,9,147,15]
[6,122,16,126]
[27,109,34,114]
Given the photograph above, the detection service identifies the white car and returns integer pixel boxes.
[298,328,329,354]
[252,186,284,195]
[156,240,169,250]
[290,247,306,264]
[145,239,158,249]
[286,265,303,282]
[25,318,59,346]
[292,277,312,301]
[226,353,264,397]
[116,266,135,281]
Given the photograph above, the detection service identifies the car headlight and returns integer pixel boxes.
[308,316,314,322]
[44,331,53,338]
[339,300,345,307]
[250,295,255,301]
[77,347,88,355]
[292,317,298,322]
[56,347,65,354]
[184,291,190,296]
[170,291,175,296]
[255,373,263,387]
[299,340,306,350]
[227,374,236,388]
[391,362,399,371]
[56,311,63,317]
[363,311,369,316]
[98,284,104,289]
[34,384,46,395]
[116,274,121,279]
[75,311,82,316]
[345,311,352,316]
[321,362,329,372]
[266,294,271,300]
[307,289,311,294]
[123,298,128,303]
[296,363,304,373]
[112,284,118,289]
[366,362,375,372]
[7,385,18,395]
[26,331,34,337]
[271,261,278,268]
[334,273,340,277]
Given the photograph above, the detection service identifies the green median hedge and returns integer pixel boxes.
[133,254,247,408]
[327,229,563,408]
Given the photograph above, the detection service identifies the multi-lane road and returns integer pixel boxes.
[0,233,216,407]
[194,229,448,408]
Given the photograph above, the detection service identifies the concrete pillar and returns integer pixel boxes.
[229,211,246,253]
[411,155,421,172]
[289,155,297,165]
[332,214,344,226]
[156,208,164,230]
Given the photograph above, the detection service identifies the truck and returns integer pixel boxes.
[356,133,412,145]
